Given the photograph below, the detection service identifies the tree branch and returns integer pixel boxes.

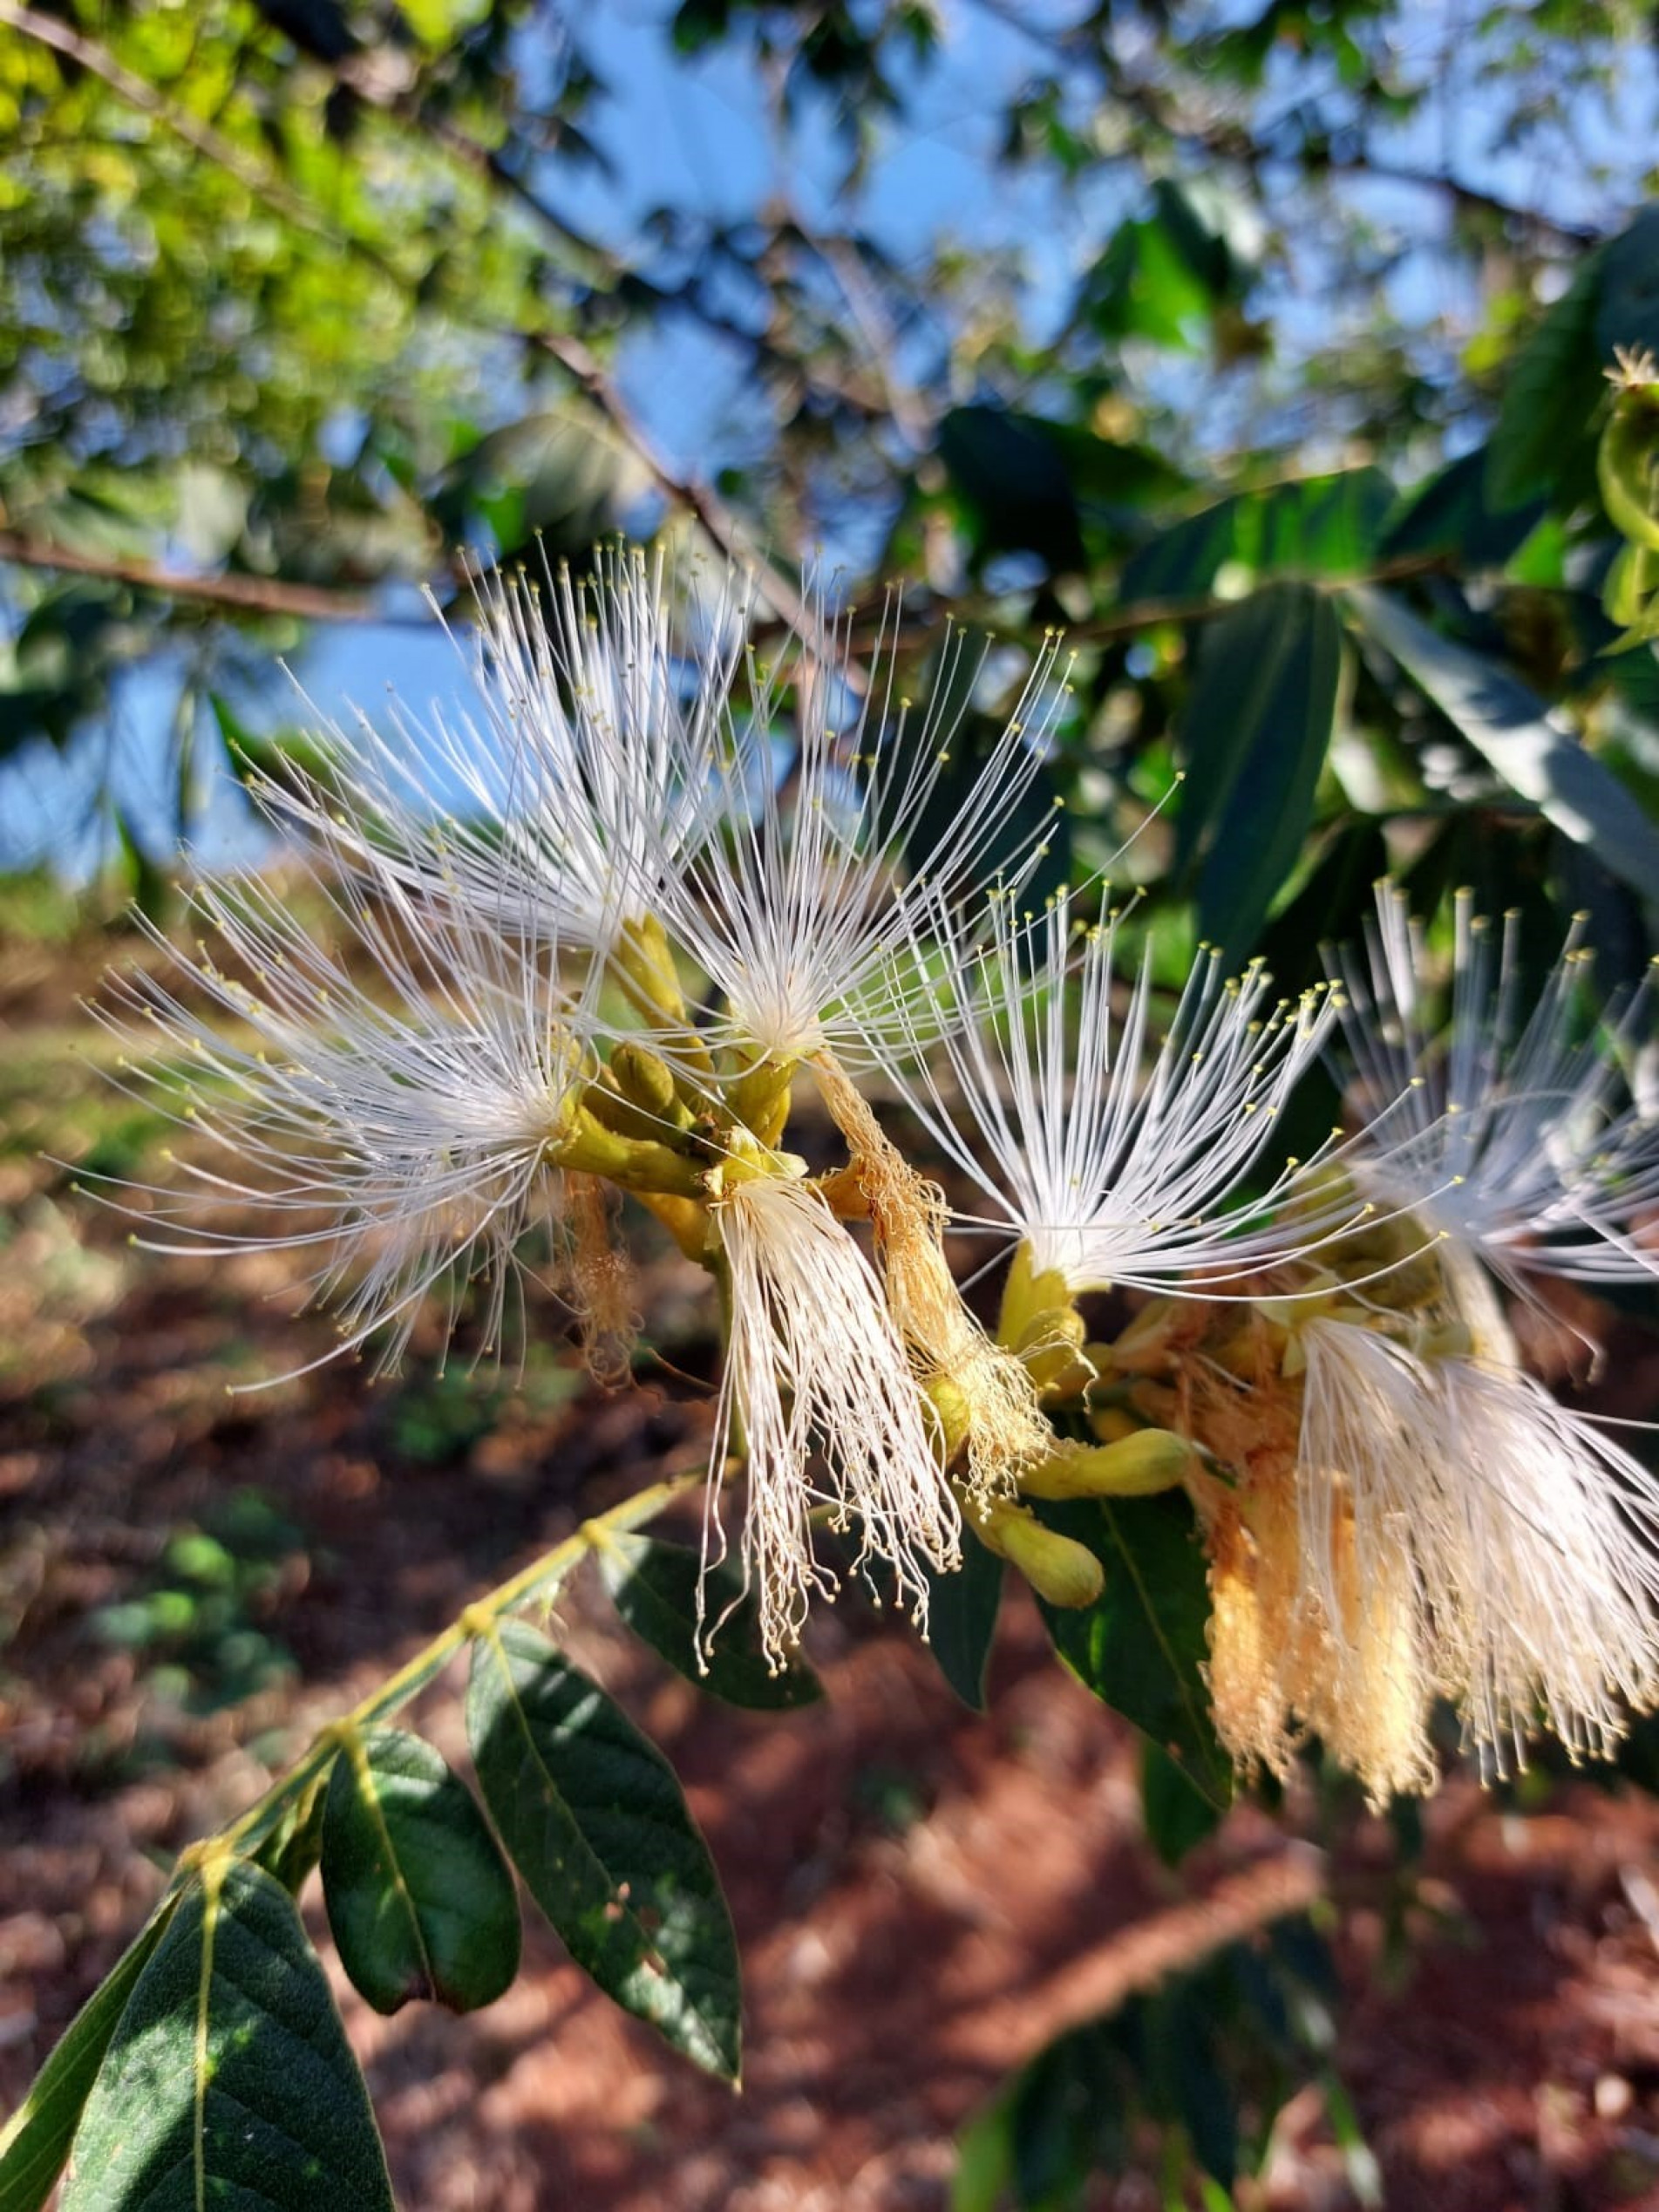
[0,3,833,651]
[0,530,425,623]
[0,0,354,255]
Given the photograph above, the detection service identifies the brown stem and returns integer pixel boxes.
[0,528,416,624]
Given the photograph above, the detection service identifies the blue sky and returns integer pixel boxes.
[2,0,1653,875]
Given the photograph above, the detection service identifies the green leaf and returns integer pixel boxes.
[1486,245,1608,513]
[597,1534,823,1710]
[1256,817,1391,999]
[466,1618,741,2079]
[1149,1982,1239,2186]
[1593,207,1659,366]
[1140,1739,1226,1868]
[936,406,1086,569]
[322,1726,520,2016]
[253,1765,333,1896]
[1380,446,1546,569]
[921,1526,1005,1712]
[1178,582,1345,963]
[1350,585,1659,898]
[59,1861,392,2211]
[0,1902,180,2212]
[1119,468,1394,604]
[431,407,643,566]
[1036,1493,1232,1809]
[1085,208,1216,351]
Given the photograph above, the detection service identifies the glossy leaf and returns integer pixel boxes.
[1179,582,1345,963]
[1350,585,1659,897]
[0,1902,180,2212]
[1119,467,1393,603]
[1140,1739,1226,1867]
[466,1619,741,2079]
[937,406,1086,569]
[1036,1493,1232,1808]
[1486,244,1606,513]
[598,1533,823,1710]
[1592,207,1659,367]
[60,1860,392,2211]
[1379,446,1547,569]
[922,1526,1005,1712]
[322,1725,520,2015]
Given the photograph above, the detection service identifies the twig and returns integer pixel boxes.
[0,529,420,623]
[0,4,834,652]
[751,548,1455,661]
[216,1468,702,1860]
[0,0,358,254]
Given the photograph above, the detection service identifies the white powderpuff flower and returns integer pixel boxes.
[1299,1317,1659,1777]
[254,542,751,956]
[653,606,1069,1063]
[1331,883,1659,1290]
[857,888,1344,1294]
[92,848,595,1378]
[709,1174,959,1663]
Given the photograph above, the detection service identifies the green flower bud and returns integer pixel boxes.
[976,1499,1104,1609]
[1017,1429,1191,1501]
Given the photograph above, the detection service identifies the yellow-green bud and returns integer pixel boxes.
[976,1499,1104,1609]
[1017,1429,1191,1501]
[725,1052,796,1148]
[611,1042,681,1120]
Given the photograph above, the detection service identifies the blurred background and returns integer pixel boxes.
[4,3,1659,2206]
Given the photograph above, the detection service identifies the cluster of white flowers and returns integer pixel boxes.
[97,546,1659,1793]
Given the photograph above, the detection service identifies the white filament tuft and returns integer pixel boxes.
[1299,1317,1659,1776]
[857,888,1348,1292]
[709,1174,959,1664]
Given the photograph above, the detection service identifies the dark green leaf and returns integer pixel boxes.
[1152,178,1242,299]
[1593,207,1659,365]
[431,409,641,565]
[1380,446,1546,568]
[1350,585,1659,898]
[921,1526,1005,1712]
[60,1861,391,2211]
[0,1902,179,2212]
[1120,468,1394,604]
[598,1534,823,1710]
[253,1765,332,1895]
[1140,1739,1225,1867]
[322,1726,520,2015]
[1150,1984,1239,2186]
[1256,816,1390,999]
[112,813,170,929]
[1037,1493,1231,1808]
[937,407,1086,569]
[1085,210,1215,351]
[466,1619,741,2079]
[1486,245,1607,513]
[1179,582,1344,963]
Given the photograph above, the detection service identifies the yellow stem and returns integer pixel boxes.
[210,1470,701,1861]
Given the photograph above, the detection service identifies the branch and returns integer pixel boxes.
[1318,153,1601,247]
[384,92,887,420]
[0,529,426,623]
[1108,67,1603,246]
[0,4,833,654]
[0,0,350,254]
[750,549,1457,663]
[1063,548,1454,646]
[218,1468,701,1860]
